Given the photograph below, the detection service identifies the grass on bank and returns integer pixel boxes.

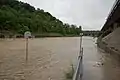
[64,64,74,80]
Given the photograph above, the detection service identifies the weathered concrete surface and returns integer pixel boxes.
[99,27,120,55]
[83,37,120,80]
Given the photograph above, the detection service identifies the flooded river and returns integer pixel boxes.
[0,37,120,80]
[0,37,79,80]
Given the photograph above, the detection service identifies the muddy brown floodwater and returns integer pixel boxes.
[0,37,120,80]
[0,37,79,80]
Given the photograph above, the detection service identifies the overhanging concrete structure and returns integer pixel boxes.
[101,0,120,37]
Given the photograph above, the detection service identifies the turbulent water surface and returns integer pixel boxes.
[0,37,79,80]
[0,37,120,80]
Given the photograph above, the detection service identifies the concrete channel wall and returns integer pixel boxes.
[98,27,120,55]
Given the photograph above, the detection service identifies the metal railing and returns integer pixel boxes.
[73,47,83,80]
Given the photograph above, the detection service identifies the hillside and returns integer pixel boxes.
[0,0,82,37]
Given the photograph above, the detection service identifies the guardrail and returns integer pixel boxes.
[73,47,83,80]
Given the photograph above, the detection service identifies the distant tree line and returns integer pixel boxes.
[0,0,82,37]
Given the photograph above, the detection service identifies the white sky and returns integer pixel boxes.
[19,0,115,30]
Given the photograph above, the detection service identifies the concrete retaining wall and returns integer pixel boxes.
[98,27,120,55]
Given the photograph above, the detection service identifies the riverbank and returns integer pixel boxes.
[0,33,80,38]
[83,37,120,80]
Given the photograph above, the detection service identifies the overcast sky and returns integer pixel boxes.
[19,0,115,30]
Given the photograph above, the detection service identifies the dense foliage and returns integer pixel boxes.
[0,0,82,37]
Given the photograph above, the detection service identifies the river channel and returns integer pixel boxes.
[0,37,120,80]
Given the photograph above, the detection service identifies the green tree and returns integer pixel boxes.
[0,0,82,37]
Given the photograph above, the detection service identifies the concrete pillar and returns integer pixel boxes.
[113,23,118,30]
[108,26,113,33]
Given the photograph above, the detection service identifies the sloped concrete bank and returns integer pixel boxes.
[97,27,120,57]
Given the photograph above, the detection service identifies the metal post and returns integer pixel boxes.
[73,33,83,80]
[79,33,83,56]
[24,31,31,62]
[26,38,28,62]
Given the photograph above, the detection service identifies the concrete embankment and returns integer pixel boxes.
[98,27,120,55]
